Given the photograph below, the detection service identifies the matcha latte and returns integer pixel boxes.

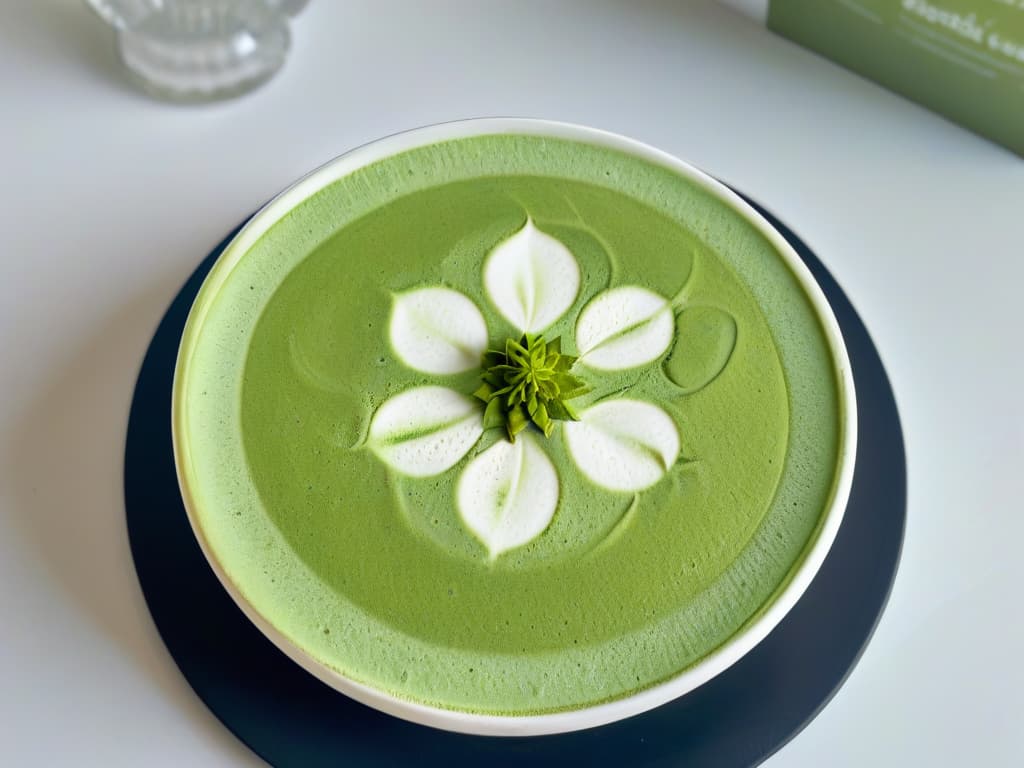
[173,120,856,734]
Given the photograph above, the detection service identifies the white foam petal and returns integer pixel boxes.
[483,218,581,334]
[575,286,673,371]
[564,399,679,492]
[368,386,483,477]
[457,434,559,559]
[389,287,488,374]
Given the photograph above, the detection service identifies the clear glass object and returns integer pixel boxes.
[84,0,309,102]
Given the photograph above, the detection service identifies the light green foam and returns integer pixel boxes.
[177,134,842,714]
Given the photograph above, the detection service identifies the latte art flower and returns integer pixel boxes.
[368,216,690,559]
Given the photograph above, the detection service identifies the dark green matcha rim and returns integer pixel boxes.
[171,118,857,736]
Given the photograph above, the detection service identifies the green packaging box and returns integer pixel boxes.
[767,0,1024,156]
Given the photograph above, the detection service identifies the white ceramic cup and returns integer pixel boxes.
[173,118,857,736]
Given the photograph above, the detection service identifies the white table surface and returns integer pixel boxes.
[2,1,1022,765]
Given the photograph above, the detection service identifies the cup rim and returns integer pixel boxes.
[172,117,858,737]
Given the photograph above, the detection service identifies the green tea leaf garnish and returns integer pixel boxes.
[472,333,591,442]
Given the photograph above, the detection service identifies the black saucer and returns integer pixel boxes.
[124,197,905,767]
